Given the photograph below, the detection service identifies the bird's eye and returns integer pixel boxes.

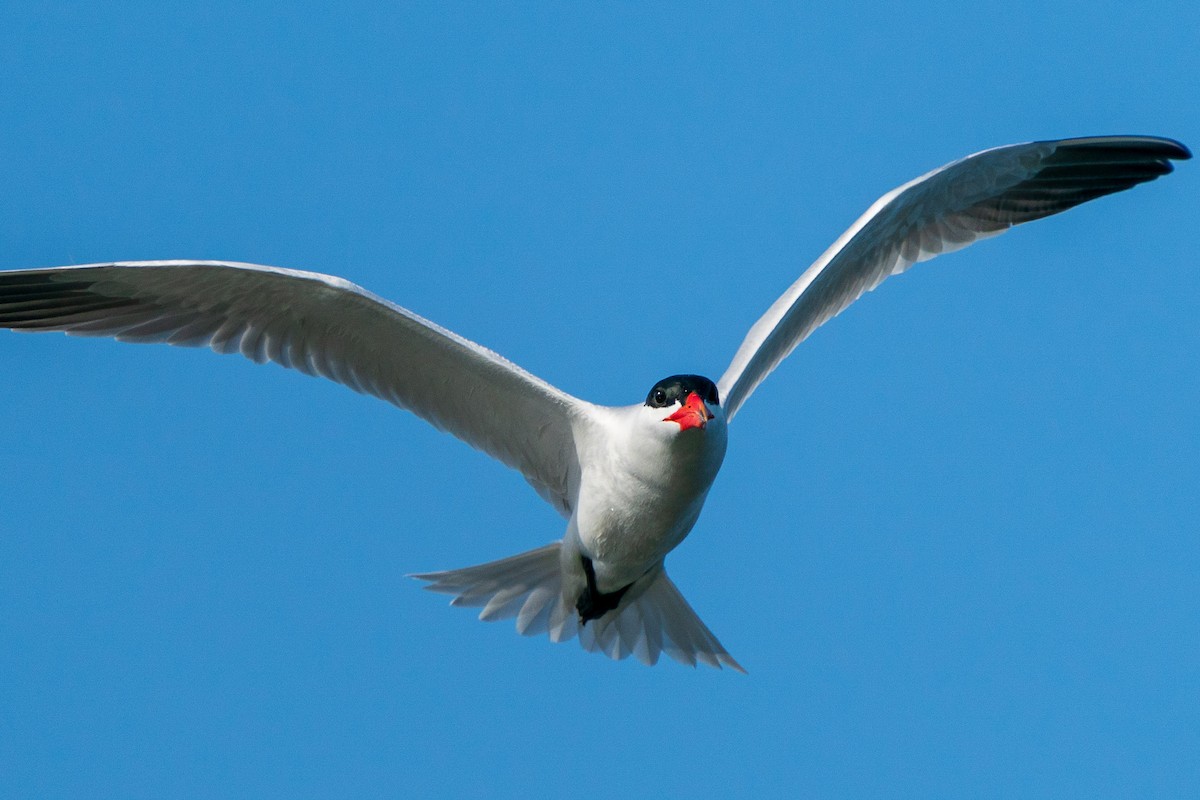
[653,389,667,406]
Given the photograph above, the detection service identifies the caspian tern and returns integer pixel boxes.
[0,136,1189,672]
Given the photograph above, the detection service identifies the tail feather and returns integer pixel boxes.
[577,567,744,672]
[411,542,575,635]
[515,584,558,636]
[650,573,743,672]
[411,542,744,673]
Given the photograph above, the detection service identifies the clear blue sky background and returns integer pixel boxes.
[1,3,1197,798]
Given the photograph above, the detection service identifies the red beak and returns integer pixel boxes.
[663,392,714,431]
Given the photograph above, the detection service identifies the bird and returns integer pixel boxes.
[0,135,1189,672]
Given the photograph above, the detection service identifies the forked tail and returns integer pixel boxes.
[410,542,744,673]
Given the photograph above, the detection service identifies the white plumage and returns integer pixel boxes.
[0,135,1188,671]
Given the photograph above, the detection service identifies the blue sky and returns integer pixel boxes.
[1,3,1197,798]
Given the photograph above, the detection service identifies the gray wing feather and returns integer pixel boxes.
[0,261,590,515]
[717,136,1191,421]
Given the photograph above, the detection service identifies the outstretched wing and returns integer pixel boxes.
[717,136,1191,421]
[0,261,592,515]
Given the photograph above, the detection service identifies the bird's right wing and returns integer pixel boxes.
[716,136,1191,421]
[0,261,593,516]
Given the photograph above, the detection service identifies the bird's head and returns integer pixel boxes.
[644,374,721,433]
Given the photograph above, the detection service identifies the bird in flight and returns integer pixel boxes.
[0,136,1188,672]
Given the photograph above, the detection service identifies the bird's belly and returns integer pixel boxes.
[574,471,710,588]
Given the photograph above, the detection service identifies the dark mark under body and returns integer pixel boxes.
[575,556,631,624]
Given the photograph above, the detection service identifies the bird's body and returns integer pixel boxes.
[571,391,727,590]
[0,135,1189,671]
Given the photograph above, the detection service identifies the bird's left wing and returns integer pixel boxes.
[716,136,1191,421]
[0,261,592,516]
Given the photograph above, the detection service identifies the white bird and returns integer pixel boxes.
[0,136,1189,672]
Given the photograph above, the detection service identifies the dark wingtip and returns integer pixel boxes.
[1052,135,1191,161]
[1135,136,1192,161]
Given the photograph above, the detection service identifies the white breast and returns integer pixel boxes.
[571,403,728,590]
